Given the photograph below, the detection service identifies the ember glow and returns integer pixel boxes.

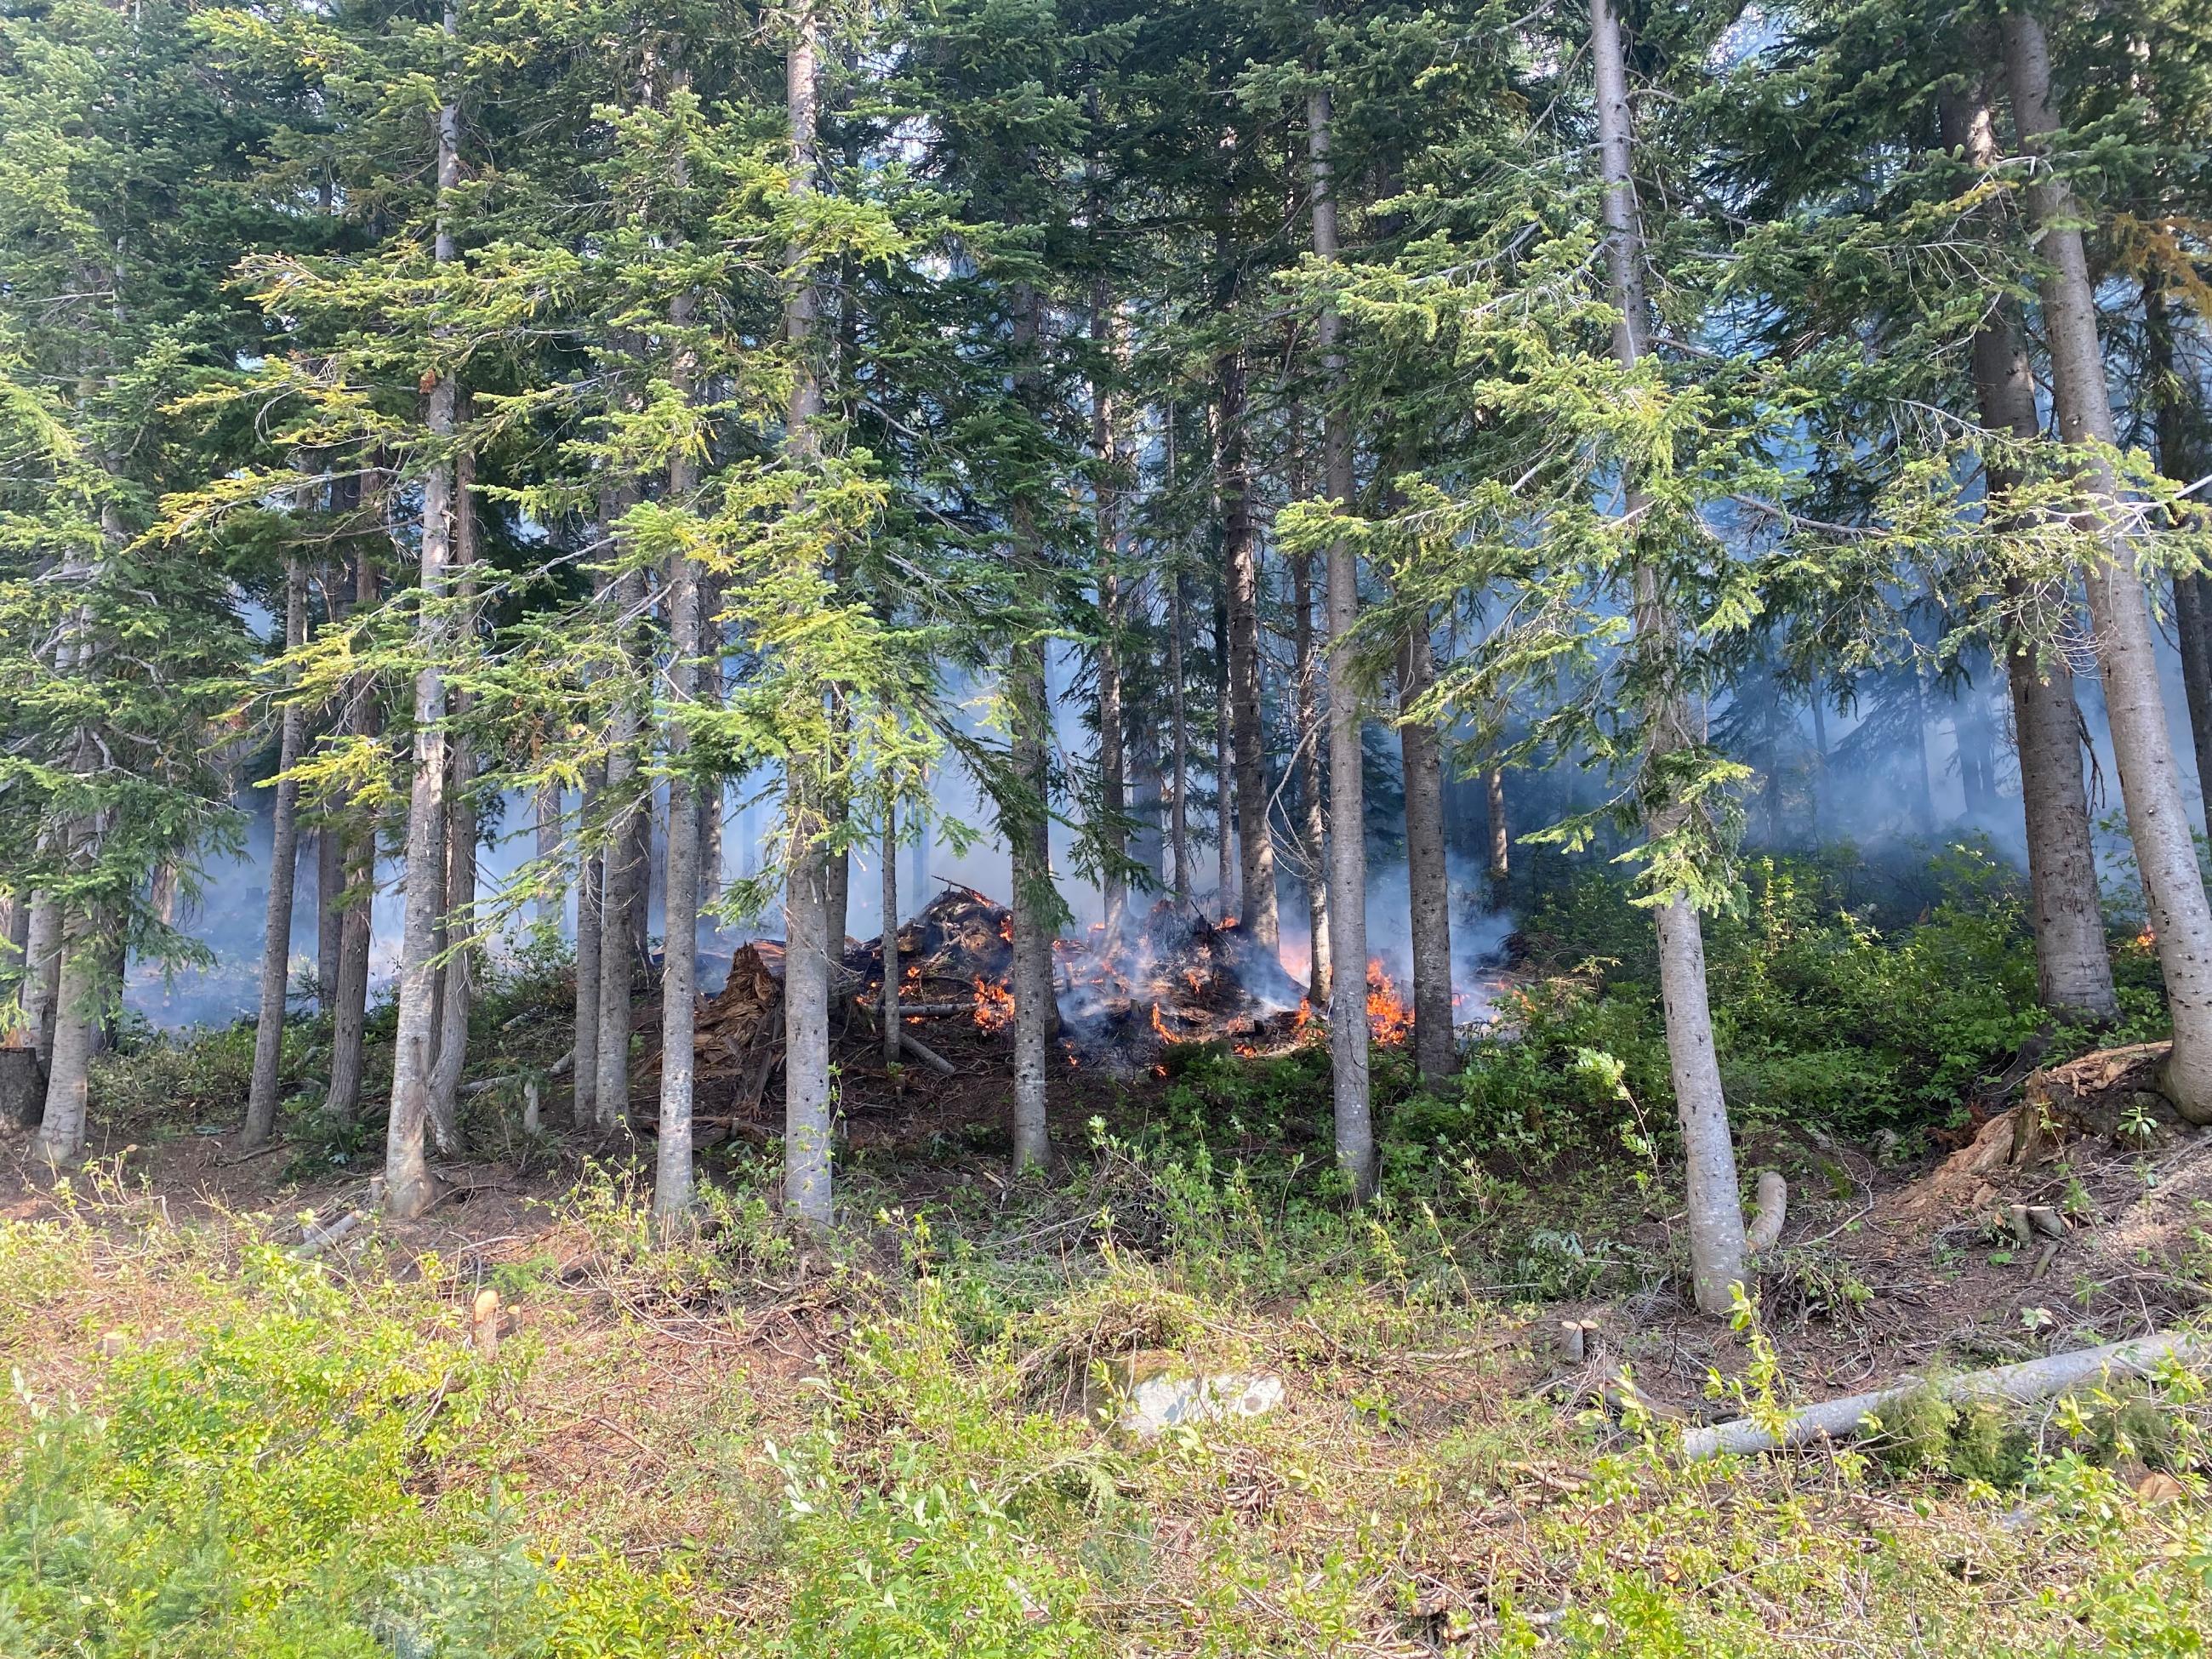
[972,975,1014,1032]
[1365,960,1412,1044]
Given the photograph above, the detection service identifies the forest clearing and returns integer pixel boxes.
[6,0,2212,1650]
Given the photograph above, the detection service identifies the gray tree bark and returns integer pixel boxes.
[1307,83,1374,1200]
[572,756,602,1130]
[1593,0,1747,1311]
[20,894,58,1067]
[1213,585,1233,918]
[534,778,562,926]
[2146,284,2212,818]
[316,828,342,1010]
[243,556,310,1147]
[1485,764,1509,889]
[383,6,462,1219]
[323,539,379,1125]
[427,437,478,1149]
[881,802,901,1068]
[1399,619,1453,1081]
[593,695,641,1135]
[1168,533,1192,906]
[1009,282,1053,1176]
[1217,350,1279,949]
[781,3,833,1225]
[1290,508,1331,1001]
[1941,83,2117,1025]
[655,274,704,1231]
[33,911,96,1166]
[2004,10,2212,1114]
[1010,635,1054,1174]
[1093,286,1129,941]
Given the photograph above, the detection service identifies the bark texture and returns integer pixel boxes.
[1093,287,1128,940]
[1399,614,1453,1081]
[780,3,833,1225]
[1941,83,2117,1023]
[881,804,901,1068]
[655,281,703,1230]
[1217,349,1279,949]
[2004,11,2212,1115]
[383,11,461,1220]
[1593,0,1747,1310]
[427,440,477,1150]
[1008,282,1052,1176]
[572,758,602,1130]
[1292,542,1331,1002]
[323,543,379,1125]
[33,915,95,1165]
[243,556,309,1147]
[1307,83,1374,1200]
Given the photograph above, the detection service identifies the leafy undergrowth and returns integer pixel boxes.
[4,1157,2210,1657]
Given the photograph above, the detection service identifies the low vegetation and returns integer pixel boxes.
[9,852,2212,1655]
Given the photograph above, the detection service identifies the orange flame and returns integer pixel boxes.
[1366,961,1412,1045]
[972,976,1014,1033]
[1149,1002,1171,1040]
[999,915,1014,944]
[1294,997,1312,1032]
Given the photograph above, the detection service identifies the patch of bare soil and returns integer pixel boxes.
[1571,1044,2212,1420]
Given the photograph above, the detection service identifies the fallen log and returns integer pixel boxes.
[1680,1330,2205,1461]
[292,1209,368,1259]
[897,1030,957,1076]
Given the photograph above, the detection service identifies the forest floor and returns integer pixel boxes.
[7,974,2212,1654]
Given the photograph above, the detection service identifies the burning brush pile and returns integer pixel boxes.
[644,885,1430,1129]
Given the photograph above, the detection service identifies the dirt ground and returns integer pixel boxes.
[7,1004,2209,1431]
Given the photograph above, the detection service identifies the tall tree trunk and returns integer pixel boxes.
[881,801,901,1067]
[323,537,380,1125]
[32,907,96,1166]
[1958,674,1999,818]
[1127,716,1165,892]
[698,582,725,914]
[2005,11,2212,1104]
[1216,349,1279,949]
[1213,584,1234,920]
[653,226,704,1221]
[1807,693,1830,835]
[1008,282,1053,1176]
[1093,286,1129,940]
[243,556,309,1147]
[1307,83,1373,1200]
[572,755,603,1130]
[2147,284,2212,818]
[1593,0,1747,1310]
[1399,617,1453,1080]
[427,436,477,1148]
[534,776,562,926]
[20,895,58,1067]
[782,2,833,1223]
[1485,763,1509,890]
[655,282,703,1230]
[1009,630,1054,1173]
[1908,668,1938,831]
[1168,519,1192,906]
[316,828,342,1011]
[594,684,641,1134]
[1292,539,1331,1002]
[383,3,462,1219]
